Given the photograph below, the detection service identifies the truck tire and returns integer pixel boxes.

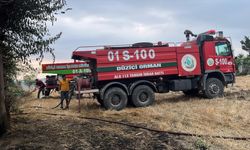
[131,85,155,107]
[45,88,51,96]
[95,94,104,106]
[203,78,224,99]
[103,87,128,110]
[37,88,45,99]
[183,89,199,96]
[97,98,104,106]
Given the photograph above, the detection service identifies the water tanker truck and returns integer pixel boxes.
[72,30,236,110]
[40,62,90,98]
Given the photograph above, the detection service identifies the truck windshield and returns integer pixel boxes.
[215,43,231,56]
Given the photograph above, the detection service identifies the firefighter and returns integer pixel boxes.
[34,79,46,99]
[58,75,70,109]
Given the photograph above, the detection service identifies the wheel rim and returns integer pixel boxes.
[208,83,220,94]
[139,92,149,102]
[111,94,121,106]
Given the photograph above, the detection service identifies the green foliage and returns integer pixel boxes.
[235,55,243,68]
[194,138,209,150]
[235,55,250,75]
[0,0,67,78]
[5,81,26,113]
[226,35,250,75]
[0,0,66,116]
[241,36,250,54]
[0,0,66,88]
[0,0,66,63]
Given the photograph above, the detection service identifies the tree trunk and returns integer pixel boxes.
[0,53,8,135]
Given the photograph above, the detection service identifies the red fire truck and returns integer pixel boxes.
[40,62,90,98]
[72,30,236,110]
[42,62,90,79]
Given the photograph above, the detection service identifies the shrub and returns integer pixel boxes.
[194,138,209,150]
[5,81,26,113]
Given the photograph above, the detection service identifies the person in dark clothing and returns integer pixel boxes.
[35,79,46,99]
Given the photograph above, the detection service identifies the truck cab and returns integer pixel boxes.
[202,38,235,82]
[179,30,235,98]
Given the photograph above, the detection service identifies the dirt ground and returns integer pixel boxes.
[1,76,250,149]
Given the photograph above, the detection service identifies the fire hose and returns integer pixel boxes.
[13,112,250,141]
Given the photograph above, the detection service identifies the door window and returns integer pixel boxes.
[215,43,231,56]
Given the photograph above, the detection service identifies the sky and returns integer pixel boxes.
[42,0,249,65]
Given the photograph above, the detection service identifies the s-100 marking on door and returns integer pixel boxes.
[107,49,156,62]
[215,58,232,65]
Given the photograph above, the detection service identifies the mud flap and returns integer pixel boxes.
[200,74,208,91]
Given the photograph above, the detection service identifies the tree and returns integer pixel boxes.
[0,0,66,135]
[0,0,12,136]
[0,52,7,134]
[241,36,250,54]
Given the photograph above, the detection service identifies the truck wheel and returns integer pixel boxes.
[103,87,128,110]
[97,98,104,106]
[183,89,199,96]
[37,88,45,99]
[45,89,51,96]
[203,78,224,99]
[131,85,155,107]
[95,94,104,106]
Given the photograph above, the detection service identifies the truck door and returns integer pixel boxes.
[214,42,235,73]
[203,41,235,73]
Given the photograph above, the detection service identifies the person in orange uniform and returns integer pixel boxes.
[58,75,70,109]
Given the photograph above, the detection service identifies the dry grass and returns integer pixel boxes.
[20,76,250,150]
